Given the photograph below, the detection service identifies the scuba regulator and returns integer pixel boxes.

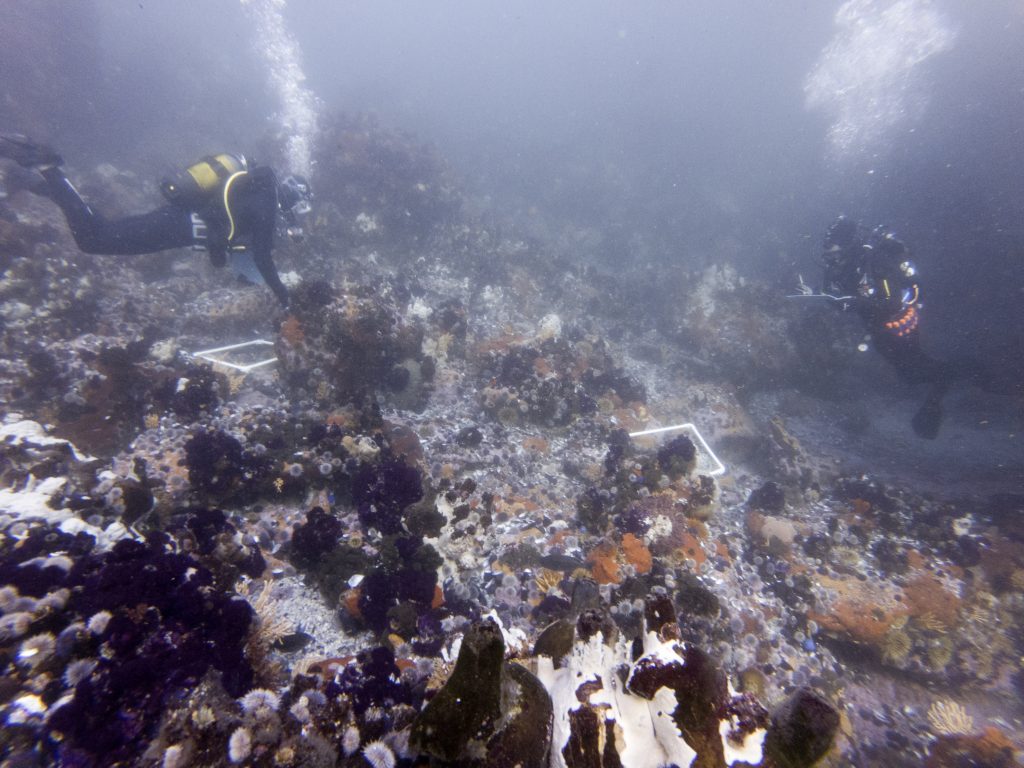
[277,174,312,242]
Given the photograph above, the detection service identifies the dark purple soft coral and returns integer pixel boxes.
[31,534,255,765]
[183,429,272,503]
[352,454,424,534]
[334,646,414,717]
[289,505,344,566]
[616,502,652,537]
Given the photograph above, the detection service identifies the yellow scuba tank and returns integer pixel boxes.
[160,153,247,207]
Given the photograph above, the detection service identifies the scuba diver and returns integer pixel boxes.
[0,134,311,308]
[797,215,975,439]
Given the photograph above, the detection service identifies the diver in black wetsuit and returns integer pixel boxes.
[809,215,976,439]
[0,134,311,308]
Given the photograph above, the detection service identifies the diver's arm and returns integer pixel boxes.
[251,207,289,307]
[819,263,848,305]
[253,246,289,307]
[241,167,290,307]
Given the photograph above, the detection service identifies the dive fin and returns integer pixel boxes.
[0,134,62,169]
[911,389,945,440]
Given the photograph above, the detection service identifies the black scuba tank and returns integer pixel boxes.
[160,153,247,207]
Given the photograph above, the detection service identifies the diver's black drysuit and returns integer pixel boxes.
[40,165,290,306]
[821,219,977,438]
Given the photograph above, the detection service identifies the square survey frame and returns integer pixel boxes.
[628,422,727,477]
[190,339,277,373]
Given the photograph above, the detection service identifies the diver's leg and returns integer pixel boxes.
[911,380,948,439]
[871,330,951,438]
[40,167,195,255]
[40,167,100,241]
[870,331,937,384]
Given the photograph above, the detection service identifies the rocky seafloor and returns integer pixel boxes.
[1,113,1022,767]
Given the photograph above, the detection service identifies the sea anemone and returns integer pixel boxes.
[64,658,98,687]
[0,585,19,612]
[0,612,33,641]
[289,698,311,724]
[37,587,71,610]
[361,740,396,768]
[17,632,56,668]
[302,689,326,708]
[55,621,85,657]
[239,688,281,717]
[342,725,361,756]
[86,610,113,635]
[7,693,46,725]
[162,744,187,768]
[228,727,253,763]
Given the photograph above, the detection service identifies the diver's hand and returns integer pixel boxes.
[795,274,813,296]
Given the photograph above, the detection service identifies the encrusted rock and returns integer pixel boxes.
[763,687,839,768]
[537,600,777,768]
[276,283,433,410]
[411,618,553,766]
[747,481,786,513]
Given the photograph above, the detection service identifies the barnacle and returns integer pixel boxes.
[250,581,294,648]
[927,699,974,736]
[963,602,990,626]
[881,628,912,664]
[915,611,947,634]
[292,655,320,678]
[533,568,562,594]
[1010,568,1024,592]
[273,745,296,765]
[926,637,954,670]
[192,705,217,728]
[226,371,246,395]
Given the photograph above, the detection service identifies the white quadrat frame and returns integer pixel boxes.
[628,422,727,477]
[186,344,726,478]
[190,339,278,373]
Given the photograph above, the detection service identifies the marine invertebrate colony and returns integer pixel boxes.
[0,531,254,766]
[927,699,974,736]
